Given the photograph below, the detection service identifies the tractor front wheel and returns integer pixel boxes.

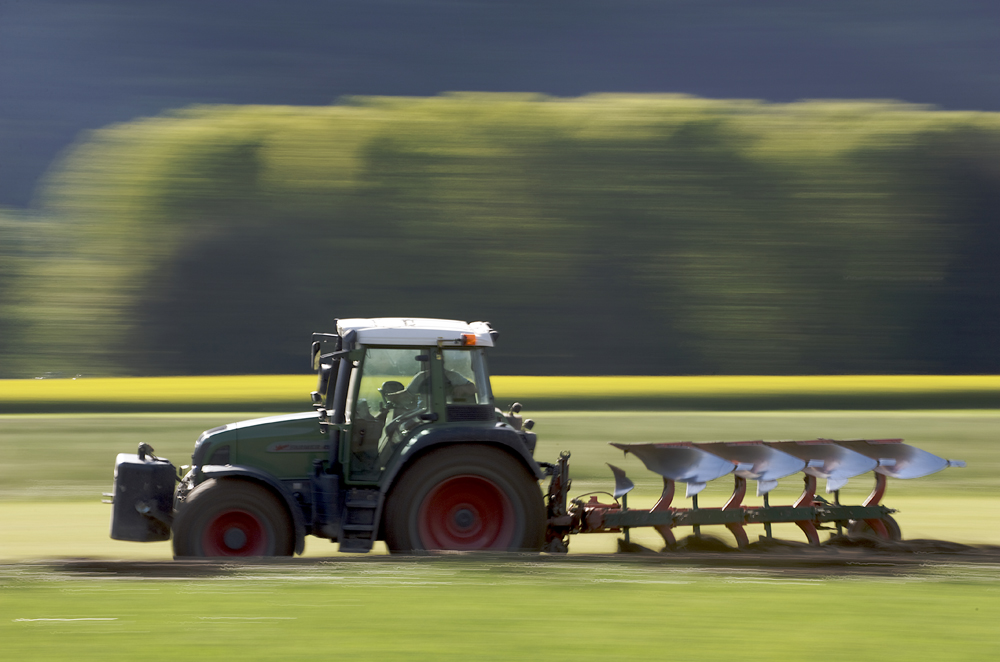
[172,479,294,557]
[383,445,545,553]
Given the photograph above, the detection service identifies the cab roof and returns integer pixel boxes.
[336,318,496,347]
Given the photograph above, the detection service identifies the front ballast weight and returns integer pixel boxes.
[545,439,964,551]
[108,443,178,542]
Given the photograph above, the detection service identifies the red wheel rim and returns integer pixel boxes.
[417,475,515,550]
[201,509,268,556]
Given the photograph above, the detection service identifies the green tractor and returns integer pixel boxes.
[110,318,548,556]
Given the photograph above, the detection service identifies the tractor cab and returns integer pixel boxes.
[312,318,504,485]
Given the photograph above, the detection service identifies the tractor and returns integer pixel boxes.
[111,318,547,555]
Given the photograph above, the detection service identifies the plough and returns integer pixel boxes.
[543,439,965,551]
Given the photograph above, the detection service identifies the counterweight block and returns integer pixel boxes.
[110,450,176,542]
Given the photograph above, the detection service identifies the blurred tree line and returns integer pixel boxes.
[3,94,1000,377]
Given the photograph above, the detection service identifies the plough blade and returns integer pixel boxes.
[699,441,806,496]
[607,463,635,499]
[832,439,965,479]
[765,440,877,493]
[611,442,737,497]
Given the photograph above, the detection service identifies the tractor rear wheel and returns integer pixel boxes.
[848,514,902,541]
[172,479,294,557]
[383,445,545,553]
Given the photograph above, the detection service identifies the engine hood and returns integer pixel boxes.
[191,411,321,467]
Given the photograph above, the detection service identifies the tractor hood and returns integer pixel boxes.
[191,411,322,468]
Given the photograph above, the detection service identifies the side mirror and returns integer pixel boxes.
[311,341,322,371]
[310,333,341,371]
[315,361,337,406]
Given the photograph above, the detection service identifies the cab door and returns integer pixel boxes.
[343,346,434,483]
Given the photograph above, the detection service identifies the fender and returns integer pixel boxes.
[199,464,308,555]
[381,424,544,495]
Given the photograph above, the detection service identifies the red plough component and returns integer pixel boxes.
[545,439,964,550]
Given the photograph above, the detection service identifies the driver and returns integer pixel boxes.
[379,368,478,416]
[402,368,476,404]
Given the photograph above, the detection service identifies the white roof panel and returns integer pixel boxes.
[337,317,495,347]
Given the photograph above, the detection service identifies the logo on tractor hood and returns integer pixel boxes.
[266,442,331,453]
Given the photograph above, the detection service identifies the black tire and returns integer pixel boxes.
[848,514,902,541]
[172,478,294,557]
[383,445,545,553]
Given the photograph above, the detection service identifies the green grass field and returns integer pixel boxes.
[2,407,998,660]
[3,559,998,662]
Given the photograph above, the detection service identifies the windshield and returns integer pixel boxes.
[441,348,492,405]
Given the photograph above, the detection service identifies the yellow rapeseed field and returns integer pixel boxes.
[1,374,999,410]
[0,375,315,408]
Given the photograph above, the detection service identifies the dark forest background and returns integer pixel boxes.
[2,2,1000,377]
[4,1,1000,209]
